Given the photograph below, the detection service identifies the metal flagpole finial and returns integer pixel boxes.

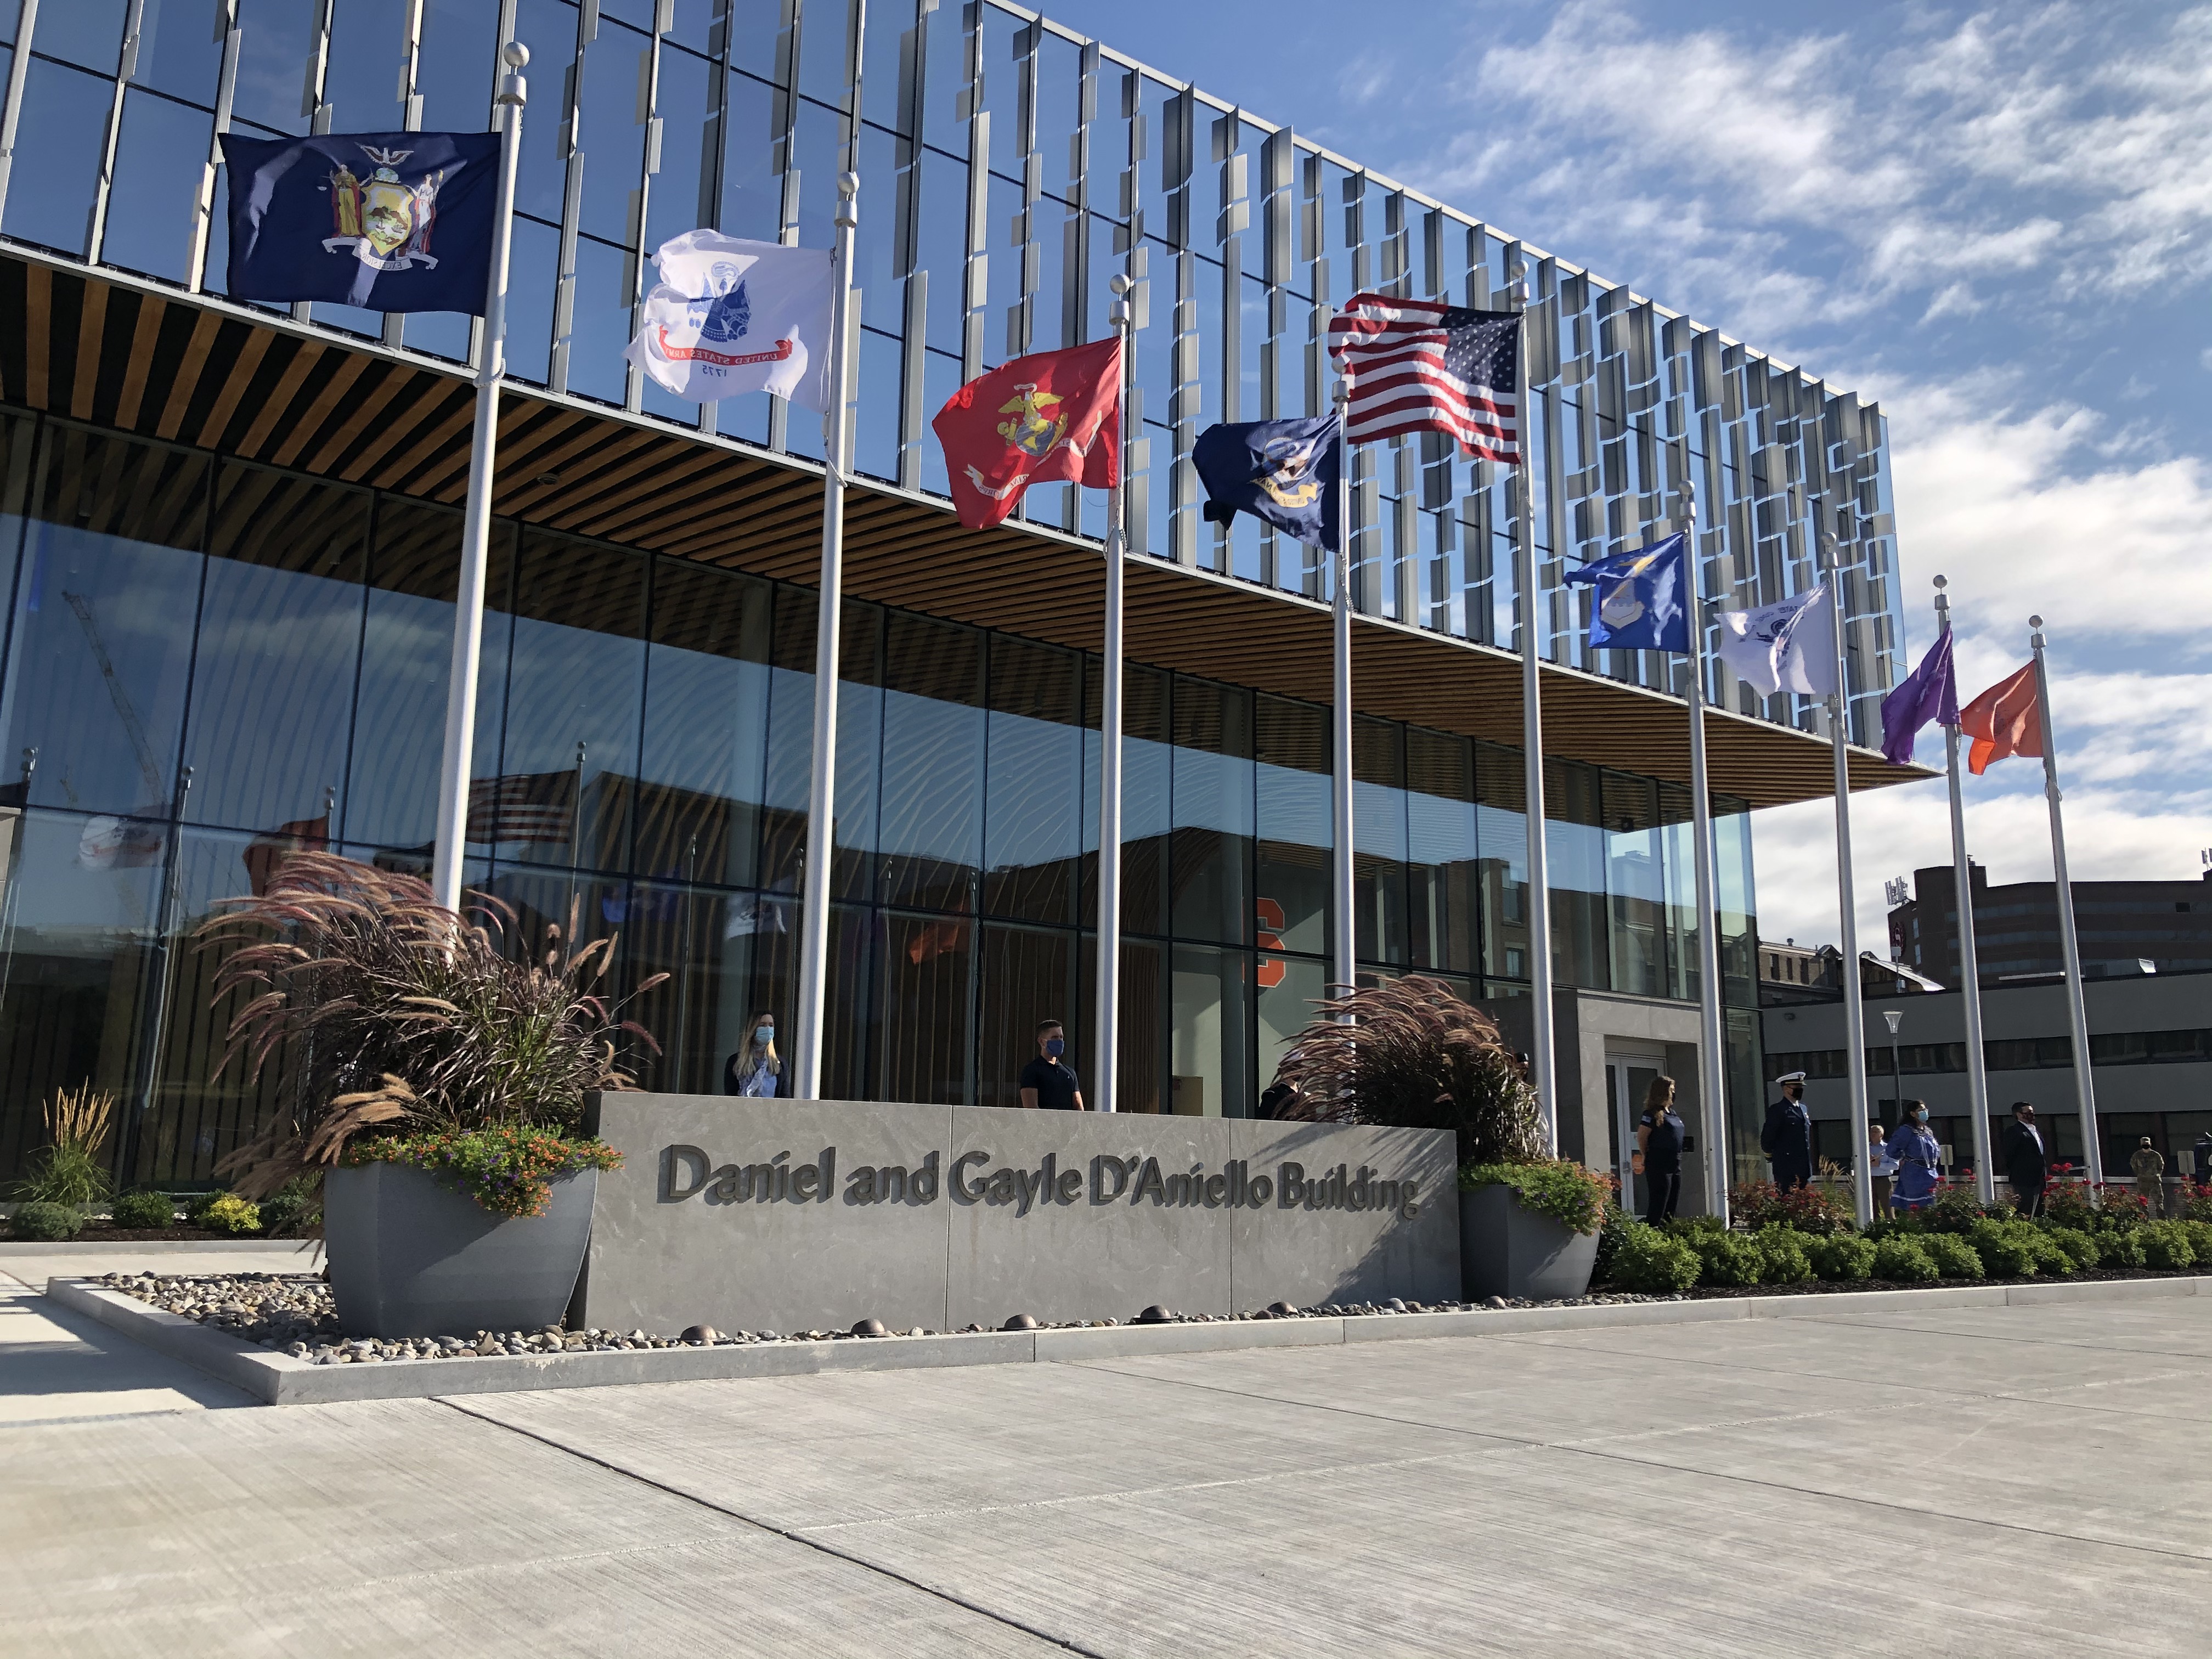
[1932,573,1948,590]
[498,41,527,105]
[1109,273,1132,295]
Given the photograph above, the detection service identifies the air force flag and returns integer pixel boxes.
[1564,533,1689,652]
[1716,585,1838,697]
[1193,415,1341,551]
[627,232,834,411]
[220,131,501,312]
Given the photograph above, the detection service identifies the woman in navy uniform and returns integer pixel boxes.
[1761,1071,1815,1191]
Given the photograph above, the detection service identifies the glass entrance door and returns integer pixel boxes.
[1607,1055,1664,1216]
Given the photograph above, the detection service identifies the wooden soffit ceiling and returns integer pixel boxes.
[0,250,1934,812]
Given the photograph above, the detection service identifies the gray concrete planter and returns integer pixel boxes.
[1459,1183,1599,1302]
[325,1163,596,1338]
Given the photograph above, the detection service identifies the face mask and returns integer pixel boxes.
[1045,1037,1065,1058]
[1912,1110,1928,1124]
[755,1026,775,1045]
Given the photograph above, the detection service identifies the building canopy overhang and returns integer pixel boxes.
[0,249,1934,814]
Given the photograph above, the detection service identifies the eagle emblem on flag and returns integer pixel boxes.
[326,145,444,273]
[1255,432,1325,510]
[996,383,1069,461]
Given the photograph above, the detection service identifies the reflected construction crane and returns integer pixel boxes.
[63,590,168,811]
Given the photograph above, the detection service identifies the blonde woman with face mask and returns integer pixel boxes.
[724,1012,784,1098]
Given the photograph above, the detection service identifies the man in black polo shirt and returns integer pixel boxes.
[1018,1018,1088,1111]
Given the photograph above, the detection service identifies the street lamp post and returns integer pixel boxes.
[1883,1008,1904,1127]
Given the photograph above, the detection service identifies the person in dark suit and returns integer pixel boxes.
[1761,1071,1815,1191]
[2003,1101,2050,1216]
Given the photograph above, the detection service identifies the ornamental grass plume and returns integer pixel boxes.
[199,851,667,1199]
[1268,974,1545,1166]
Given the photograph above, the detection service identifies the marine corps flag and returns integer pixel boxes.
[932,338,1121,530]
[219,131,501,312]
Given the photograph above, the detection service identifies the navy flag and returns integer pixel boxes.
[220,131,501,313]
[1193,414,1341,551]
[1564,532,1689,652]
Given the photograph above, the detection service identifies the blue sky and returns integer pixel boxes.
[1046,0,2212,950]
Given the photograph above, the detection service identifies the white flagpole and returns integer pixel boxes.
[1683,487,1729,1224]
[1093,278,1134,1113]
[1331,378,1357,1014]
[1819,520,1874,1227]
[2030,615,2102,1187]
[1511,292,1556,1147]
[431,43,528,913]
[791,171,860,1102]
[1934,576,1995,1203]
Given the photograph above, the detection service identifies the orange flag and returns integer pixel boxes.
[1957,662,2041,775]
[932,338,1121,529]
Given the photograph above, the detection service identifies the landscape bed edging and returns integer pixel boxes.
[47,1272,2212,1408]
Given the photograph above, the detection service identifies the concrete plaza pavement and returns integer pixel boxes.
[3,1269,2208,1656]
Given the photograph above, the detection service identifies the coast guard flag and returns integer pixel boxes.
[1878,626,1959,765]
[220,131,500,312]
[1564,534,1689,652]
[1716,586,1838,697]
[932,338,1121,530]
[1193,414,1340,550]
[626,232,834,410]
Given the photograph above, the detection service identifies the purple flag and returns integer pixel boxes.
[1879,627,1958,764]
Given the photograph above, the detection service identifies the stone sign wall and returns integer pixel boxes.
[578,1095,1459,1336]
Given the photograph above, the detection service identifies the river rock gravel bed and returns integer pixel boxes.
[91,1271,1665,1363]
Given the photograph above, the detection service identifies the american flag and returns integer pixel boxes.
[467,770,578,845]
[1325,293,1521,462]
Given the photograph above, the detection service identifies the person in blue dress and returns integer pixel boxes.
[1889,1100,1943,1211]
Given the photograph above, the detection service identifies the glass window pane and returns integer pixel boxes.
[504,213,561,384]
[565,234,636,404]
[878,612,982,912]
[230,0,323,138]
[644,42,715,257]
[1546,758,1609,990]
[320,0,409,131]
[718,69,782,242]
[512,0,579,223]
[918,0,966,157]
[637,560,771,891]
[1258,952,1325,1095]
[493,531,647,872]
[1169,677,1253,946]
[27,0,126,74]
[861,0,916,135]
[618,876,774,1095]
[183,464,368,836]
[875,910,972,1103]
[100,90,212,284]
[853,121,903,335]
[134,0,227,105]
[983,635,1080,925]
[798,0,849,108]
[1352,715,1406,966]
[343,500,503,850]
[4,430,207,819]
[1406,726,1477,974]
[1254,694,1329,958]
[576,19,650,246]
[854,326,900,482]
[1170,942,1250,1118]
[416,0,499,131]
[916,148,968,356]
[977,922,1074,1108]
[1,58,115,256]
[0,807,162,1183]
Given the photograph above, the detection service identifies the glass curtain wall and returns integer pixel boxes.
[0,410,1759,1183]
[0,0,1902,731]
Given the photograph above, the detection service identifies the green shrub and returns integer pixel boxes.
[1921,1233,1984,1279]
[14,1139,111,1212]
[2097,1227,2147,1269]
[1752,1226,1813,1285]
[1592,1204,1637,1285]
[1688,1230,1764,1288]
[1923,1184,1990,1234]
[184,1190,224,1226]
[10,1201,82,1241]
[1661,1213,1729,1240]
[1611,1223,1702,1294]
[2042,1227,2101,1272]
[2181,1220,2212,1266]
[1972,1226,2039,1277]
[1730,1180,1854,1236]
[255,1173,321,1238]
[1872,1237,1939,1284]
[1460,1159,1612,1235]
[2029,1232,2076,1276]
[1808,1234,1876,1282]
[108,1189,177,1230]
[2141,1221,2197,1271]
[197,1194,262,1235]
